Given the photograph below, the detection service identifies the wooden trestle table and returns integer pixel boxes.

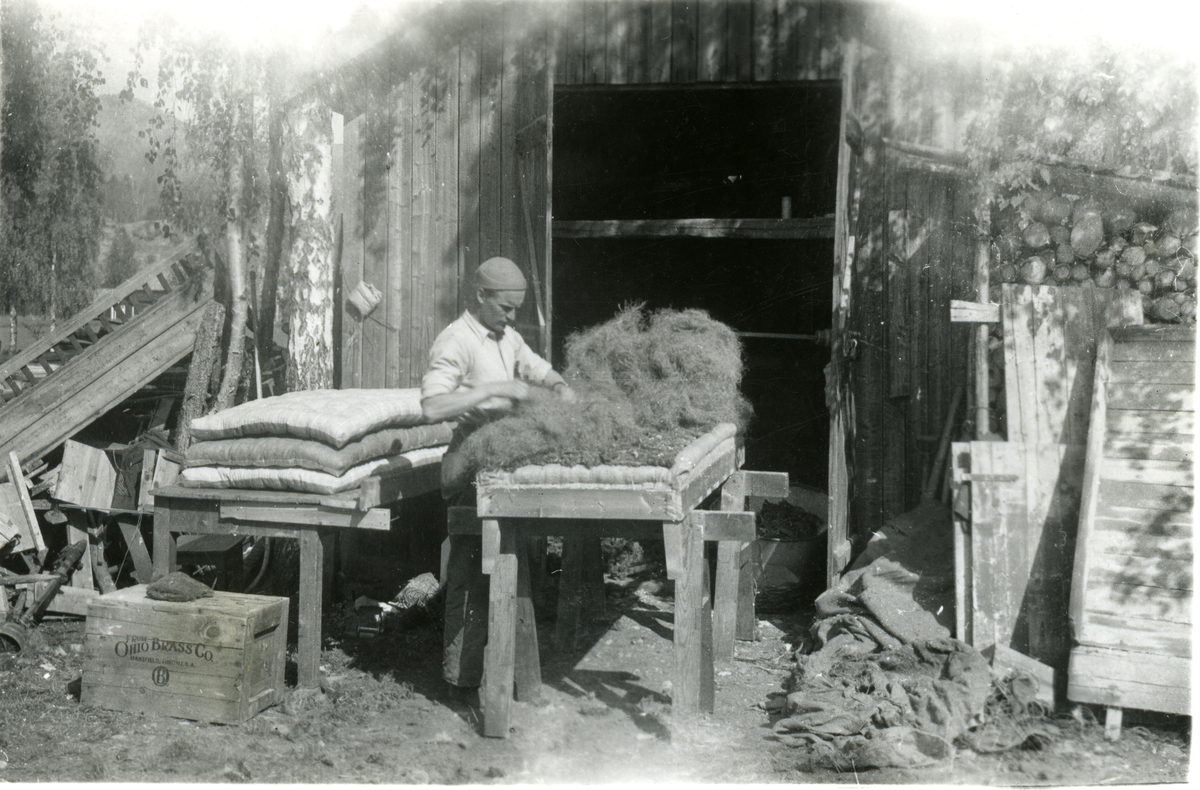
[151,461,441,688]
[452,436,788,737]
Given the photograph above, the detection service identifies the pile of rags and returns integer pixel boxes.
[772,501,1045,769]
[180,389,454,494]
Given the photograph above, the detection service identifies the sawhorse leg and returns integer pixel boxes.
[715,470,788,658]
[483,519,541,738]
[151,505,178,580]
[297,528,333,688]
[667,513,714,717]
[714,471,751,662]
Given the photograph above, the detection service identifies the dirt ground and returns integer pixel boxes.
[0,566,1192,786]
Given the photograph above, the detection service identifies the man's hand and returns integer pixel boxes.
[421,379,531,423]
[489,380,531,402]
[554,383,577,403]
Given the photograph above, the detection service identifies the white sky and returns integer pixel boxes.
[40,0,410,97]
[38,0,1200,98]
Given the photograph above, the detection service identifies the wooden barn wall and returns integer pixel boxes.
[843,7,984,538]
[336,5,552,389]
[330,0,992,542]
[553,0,845,85]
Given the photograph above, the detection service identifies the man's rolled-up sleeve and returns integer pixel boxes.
[421,334,466,399]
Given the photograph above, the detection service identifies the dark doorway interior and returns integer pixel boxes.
[551,85,839,490]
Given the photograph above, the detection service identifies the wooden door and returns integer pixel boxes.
[825,37,857,586]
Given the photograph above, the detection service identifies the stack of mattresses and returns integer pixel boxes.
[180,389,452,495]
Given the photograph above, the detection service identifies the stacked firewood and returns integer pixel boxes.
[992,193,1199,324]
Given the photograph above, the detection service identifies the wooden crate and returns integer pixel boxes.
[81,585,289,725]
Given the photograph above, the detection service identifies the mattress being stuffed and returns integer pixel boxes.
[475,423,737,491]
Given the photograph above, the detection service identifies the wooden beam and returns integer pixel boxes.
[115,515,154,585]
[736,470,790,498]
[950,299,1000,324]
[218,502,390,531]
[0,287,213,474]
[692,510,756,541]
[553,217,835,240]
[7,452,46,554]
[0,242,197,385]
[42,584,98,617]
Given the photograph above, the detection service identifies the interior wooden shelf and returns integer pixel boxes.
[552,217,835,240]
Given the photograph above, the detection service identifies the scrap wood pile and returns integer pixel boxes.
[769,502,1058,769]
[460,305,752,473]
[993,195,1198,324]
[179,389,454,494]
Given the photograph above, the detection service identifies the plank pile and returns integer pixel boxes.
[992,194,1198,324]
[2,441,165,627]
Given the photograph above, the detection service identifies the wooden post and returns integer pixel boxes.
[297,528,325,688]
[662,521,682,580]
[151,498,178,579]
[483,547,518,737]
[1105,706,1123,741]
[512,527,541,702]
[973,198,991,438]
[713,544,740,664]
[714,470,751,657]
[671,513,713,717]
[138,448,157,511]
[481,519,500,575]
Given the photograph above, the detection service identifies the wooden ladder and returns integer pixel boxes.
[0,240,212,479]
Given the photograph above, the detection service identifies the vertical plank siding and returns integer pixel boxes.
[336,4,550,388]
[554,1,844,86]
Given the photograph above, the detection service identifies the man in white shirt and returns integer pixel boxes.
[421,256,573,702]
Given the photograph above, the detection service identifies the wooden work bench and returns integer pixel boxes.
[452,434,787,737]
[151,461,441,688]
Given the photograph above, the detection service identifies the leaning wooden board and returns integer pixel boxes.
[1068,324,1194,717]
[954,285,1142,672]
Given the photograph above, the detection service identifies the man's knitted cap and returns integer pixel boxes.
[477,256,527,291]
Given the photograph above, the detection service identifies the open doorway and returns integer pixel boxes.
[550,84,840,490]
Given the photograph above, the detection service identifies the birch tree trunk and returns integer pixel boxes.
[259,55,287,381]
[283,92,334,391]
[0,10,6,354]
[214,65,250,411]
